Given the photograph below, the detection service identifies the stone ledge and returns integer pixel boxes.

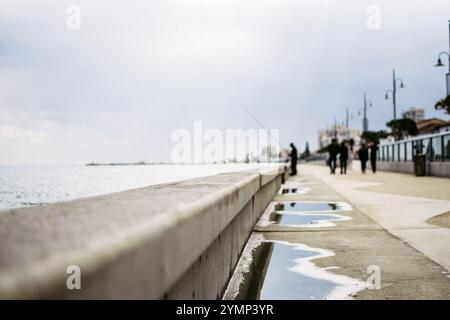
[0,167,286,299]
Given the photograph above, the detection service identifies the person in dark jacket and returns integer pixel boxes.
[369,142,379,173]
[327,138,340,175]
[358,143,369,174]
[289,143,298,176]
[339,141,349,175]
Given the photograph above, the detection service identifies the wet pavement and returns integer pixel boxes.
[270,212,351,227]
[224,166,450,300]
[226,234,367,300]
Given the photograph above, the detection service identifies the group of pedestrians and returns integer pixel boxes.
[288,140,379,177]
[327,139,349,175]
[357,142,379,174]
[327,139,379,175]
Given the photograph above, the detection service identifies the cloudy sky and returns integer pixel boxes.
[1,0,449,165]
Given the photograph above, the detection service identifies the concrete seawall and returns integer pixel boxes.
[0,166,287,299]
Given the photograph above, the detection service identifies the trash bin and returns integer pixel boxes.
[413,154,426,176]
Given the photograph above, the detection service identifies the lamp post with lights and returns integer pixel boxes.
[384,69,405,121]
[358,93,372,132]
[433,20,450,96]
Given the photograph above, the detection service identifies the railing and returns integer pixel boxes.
[378,131,450,162]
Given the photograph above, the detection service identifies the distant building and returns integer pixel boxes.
[318,125,362,149]
[416,118,448,135]
[402,107,425,122]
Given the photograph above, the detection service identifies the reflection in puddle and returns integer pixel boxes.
[269,212,351,227]
[257,201,353,228]
[275,201,352,212]
[258,242,335,299]
[224,234,367,300]
[279,187,310,195]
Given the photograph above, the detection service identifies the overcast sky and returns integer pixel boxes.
[1,0,450,165]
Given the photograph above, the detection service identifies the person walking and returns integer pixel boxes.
[339,141,349,175]
[358,143,369,174]
[369,142,379,174]
[327,138,340,175]
[289,143,298,176]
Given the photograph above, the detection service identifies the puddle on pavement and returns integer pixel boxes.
[224,234,367,300]
[269,212,349,226]
[275,201,352,212]
[257,201,353,228]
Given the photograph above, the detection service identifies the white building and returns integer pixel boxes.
[402,107,425,122]
[318,125,362,149]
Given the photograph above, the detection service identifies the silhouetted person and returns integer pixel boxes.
[327,138,340,174]
[358,144,369,174]
[339,141,349,175]
[289,143,298,176]
[414,143,421,155]
[369,142,379,173]
[426,143,435,161]
[446,141,450,160]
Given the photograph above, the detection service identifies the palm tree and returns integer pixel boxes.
[386,119,418,141]
[435,95,450,115]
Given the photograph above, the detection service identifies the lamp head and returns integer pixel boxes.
[434,58,445,67]
[384,93,389,100]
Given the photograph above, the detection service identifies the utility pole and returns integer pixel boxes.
[363,93,368,132]
[345,108,350,140]
[447,20,450,96]
[433,20,450,96]
[392,69,397,120]
[345,108,349,128]
[334,117,337,138]
[385,69,404,120]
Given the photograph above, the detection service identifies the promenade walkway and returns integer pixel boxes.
[225,163,450,299]
[310,162,450,271]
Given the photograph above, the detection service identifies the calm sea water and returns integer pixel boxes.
[0,163,281,211]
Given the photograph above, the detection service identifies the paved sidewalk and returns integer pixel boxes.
[227,167,450,299]
[304,163,450,271]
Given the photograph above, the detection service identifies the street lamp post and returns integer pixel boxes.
[346,108,350,128]
[384,69,404,121]
[334,117,337,138]
[433,20,450,96]
[363,93,368,132]
[345,107,353,140]
[361,93,372,132]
